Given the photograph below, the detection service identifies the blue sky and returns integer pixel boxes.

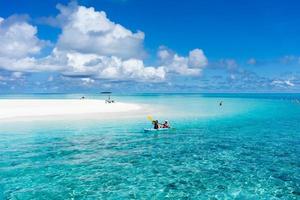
[0,0,300,93]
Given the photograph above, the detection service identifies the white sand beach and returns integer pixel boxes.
[0,99,144,121]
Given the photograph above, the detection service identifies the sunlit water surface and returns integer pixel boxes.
[0,94,299,199]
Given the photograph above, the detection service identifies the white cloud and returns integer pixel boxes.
[188,49,208,68]
[55,2,145,59]
[158,47,208,76]
[286,80,295,87]
[271,80,295,87]
[0,71,24,82]
[0,56,64,72]
[0,16,44,58]
[12,72,23,78]
[81,77,95,86]
[0,2,208,84]
[0,16,59,73]
[157,48,172,60]
[61,52,165,82]
[40,2,168,82]
[121,59,165,81]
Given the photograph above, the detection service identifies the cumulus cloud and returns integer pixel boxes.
[40,2,165,82]
[188,49,208,67]
[0,2,208,85]
[0,15,44,59]
[0,16,60,74]
[60,52,165,82]
[157,46,208,76]
[55,2,145,59]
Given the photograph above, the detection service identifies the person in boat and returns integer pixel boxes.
[152,120,160,129]
[162,120,170,128]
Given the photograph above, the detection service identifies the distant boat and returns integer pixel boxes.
[101,92,114,103]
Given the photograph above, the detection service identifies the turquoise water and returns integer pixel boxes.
[0,94,299,199]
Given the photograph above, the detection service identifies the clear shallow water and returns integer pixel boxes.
[0,94,300,199]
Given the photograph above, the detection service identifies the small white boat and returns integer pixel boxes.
[144,128,170,133]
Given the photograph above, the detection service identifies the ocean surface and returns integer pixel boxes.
[0,93,299,199]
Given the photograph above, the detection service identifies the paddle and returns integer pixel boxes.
[146,116,176,131]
